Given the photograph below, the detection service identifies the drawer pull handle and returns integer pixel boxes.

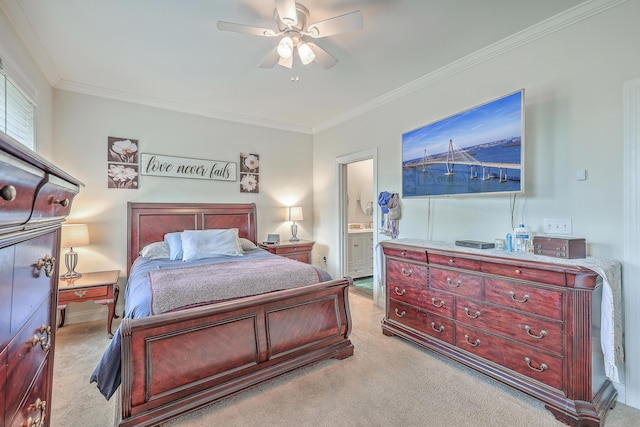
[464,335,480,347]
[30,325,52,351]
[515,269,522,274]
[509,291,529,303]
[431,298,444,308]
[524,325,547,339]
[36,254,55,277]
[24,398,46,427]
[74,290,88,297]
[394,287,406,296]
[464,307,480,319]
[431,322,444,333]
[448,258,454,264]
[446,277,461,287]
[55,198,70,207]
[394,308,406,318]
[401,267,412,277]
[401,250,406,256]
[1,184,17,201]
[524,357,548,372]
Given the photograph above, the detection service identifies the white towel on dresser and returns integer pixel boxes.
[574,258,624,383]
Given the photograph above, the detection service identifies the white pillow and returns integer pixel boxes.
[139,241,170,259]
[239,237,257,251]
[181,229,244,261]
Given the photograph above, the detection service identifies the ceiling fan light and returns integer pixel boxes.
[297,42,315,65]
[277,36,293,59]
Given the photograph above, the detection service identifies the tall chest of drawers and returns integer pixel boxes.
[381,240,618,426]
[1,133,81,427]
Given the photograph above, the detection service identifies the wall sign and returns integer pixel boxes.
[140,153,236,182]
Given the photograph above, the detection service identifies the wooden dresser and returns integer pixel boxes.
[1,133,80,427]
[381,239,618,426]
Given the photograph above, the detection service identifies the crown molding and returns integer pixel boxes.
[55,79,313,135]
[313,0,629,133]
[0,0,60,86]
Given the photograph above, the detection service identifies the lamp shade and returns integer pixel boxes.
[288,206,303,222]
[61,224,90,248]
[297,42,315,65]
[277,36,294,59]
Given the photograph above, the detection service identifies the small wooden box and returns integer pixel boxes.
[533,236,586,259]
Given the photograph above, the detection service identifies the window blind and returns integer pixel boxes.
[0,60,35,150]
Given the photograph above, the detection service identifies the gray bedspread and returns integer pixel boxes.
[149,255,322,314]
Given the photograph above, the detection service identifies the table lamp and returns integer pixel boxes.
[60,223,90,279]
[288,206,303,242]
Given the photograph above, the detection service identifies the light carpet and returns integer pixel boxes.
[52,291,640,426]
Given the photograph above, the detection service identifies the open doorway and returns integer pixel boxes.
[346,159,374,298]
[336,149,379,305]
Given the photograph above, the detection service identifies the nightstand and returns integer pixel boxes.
[258,240,315,264]
[58,270,120,338]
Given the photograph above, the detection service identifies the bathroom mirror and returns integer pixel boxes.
[359,184,374,216]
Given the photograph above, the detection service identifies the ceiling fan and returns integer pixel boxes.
[216,0,364,69]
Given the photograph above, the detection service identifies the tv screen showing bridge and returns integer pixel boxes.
[402,90,523,197]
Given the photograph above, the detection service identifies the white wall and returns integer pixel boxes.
[312,0,640,406]
[51,90,314,321]
[347,159,373,225]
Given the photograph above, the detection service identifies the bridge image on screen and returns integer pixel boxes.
[402,90,523,197]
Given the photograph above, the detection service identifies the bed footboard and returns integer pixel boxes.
[115,278,353,427]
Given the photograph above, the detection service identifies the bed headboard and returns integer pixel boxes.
[127,202,257,274]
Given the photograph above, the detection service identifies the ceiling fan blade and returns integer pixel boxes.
[306,43,338,69]
[217,21,278,37]
[307,11,364,38]
[278,55,293,69]
[275,0,297,26]
[259,47,280,68]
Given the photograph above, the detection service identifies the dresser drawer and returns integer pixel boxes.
[58,285,109,304]
[383,246,426,262]
[283,252,311,263]
[1,246,14,348]
[30,174,79,223]
[11,233,56,334]
[389,283,454,318]
[387,259,428,288]
[0,347,6,425]
[455,324,563,390]
[430,267,483,299]
[455,298,563,355]
[8,359,49,427]
[388,300,454,344]
[272,244,312,255]
[427,252,482,271]
[485,279,563,320]
[0,151,45,229]
[481,262,566,286]
[6,300,52,422]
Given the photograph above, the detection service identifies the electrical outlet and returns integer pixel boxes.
[543,218,573,235]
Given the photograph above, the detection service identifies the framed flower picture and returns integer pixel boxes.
[240,153,259,193]
[107,136,139,189]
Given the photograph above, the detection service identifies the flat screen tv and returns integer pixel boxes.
[402,89,524,198]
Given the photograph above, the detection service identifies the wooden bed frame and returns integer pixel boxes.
[115,202,354,427]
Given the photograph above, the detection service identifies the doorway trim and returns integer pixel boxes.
[623,77,640,407]
[336,149,379,304]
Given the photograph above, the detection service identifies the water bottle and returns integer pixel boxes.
[506,233,513,253]
[514,223,530,253]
